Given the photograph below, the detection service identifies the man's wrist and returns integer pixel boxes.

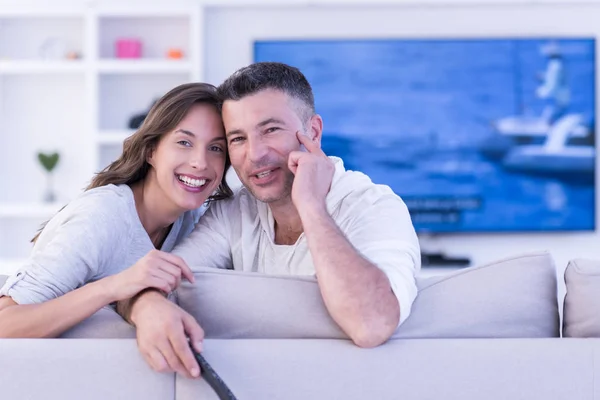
[299,202,330,229]
[298,201,328,222]
[127,289,167,326]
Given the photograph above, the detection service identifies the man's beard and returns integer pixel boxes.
[244,168,295,204]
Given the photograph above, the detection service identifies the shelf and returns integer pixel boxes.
[0,60,84,74]
[97,59,191,74]
[99,73,189,130]
[97,130,135,145]
[95,5,193,18]
[0,202,63,218]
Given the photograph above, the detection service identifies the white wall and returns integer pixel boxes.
[0,0,597,284]
[204,3,600,281]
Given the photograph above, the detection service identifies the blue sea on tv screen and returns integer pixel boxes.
[254,38,596,232]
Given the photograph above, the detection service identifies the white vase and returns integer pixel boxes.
[43,173,56,203]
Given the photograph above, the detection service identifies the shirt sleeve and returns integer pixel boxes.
[344,192,421,327]
[0,203,124,305]
[171,201,233,271]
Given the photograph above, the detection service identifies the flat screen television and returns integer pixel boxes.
[254,38,596,233]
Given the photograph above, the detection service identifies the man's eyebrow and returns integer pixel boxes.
[257,117,286,128]
[226,118,286,138]
[226,128,243,138]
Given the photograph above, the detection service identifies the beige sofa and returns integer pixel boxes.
[1,251,598,400]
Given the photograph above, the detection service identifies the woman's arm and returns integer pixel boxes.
[0,278,116,338]
[0,250,194,338]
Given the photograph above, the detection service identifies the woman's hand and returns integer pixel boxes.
[104,250,195,302]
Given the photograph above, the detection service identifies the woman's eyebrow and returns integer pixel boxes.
[175,129,196,138]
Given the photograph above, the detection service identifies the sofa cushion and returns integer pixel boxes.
[177,251,559,339]
[0,273,135,338]
[60,306,136,339]
[178,270,345,339]
[398,251,558,338]
[563,258,600,337]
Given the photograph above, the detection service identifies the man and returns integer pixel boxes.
[121,62,421,379]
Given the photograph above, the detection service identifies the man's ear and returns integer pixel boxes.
[308,114,324,146]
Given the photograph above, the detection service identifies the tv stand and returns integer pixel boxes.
[421,252,470,267]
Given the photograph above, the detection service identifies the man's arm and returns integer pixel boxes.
[289,132,419,348]
[301,207,402,348]
[116,203,233,378]
[126,291,204,378]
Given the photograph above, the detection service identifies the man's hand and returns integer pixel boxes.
[288,131,335,216]
[131,291,204,378]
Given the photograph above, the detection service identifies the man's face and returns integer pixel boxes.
[222,89,318,205]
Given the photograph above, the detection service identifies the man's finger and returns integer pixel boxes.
[171,333,200,378]
[296,130,323,155]
[287,151,303,174]
[169,333,199,378]
[159,339,189,377]
[157,252,195,283]
[146,348,169,373]
[183,313,205,353]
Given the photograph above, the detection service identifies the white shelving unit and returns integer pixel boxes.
[97,129,135,145]
[0,1,202,274]
[0,60,85,74]
[97,59,192,74]
[0,203,63,219]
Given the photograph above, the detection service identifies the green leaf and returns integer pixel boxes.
[38,152,60,172]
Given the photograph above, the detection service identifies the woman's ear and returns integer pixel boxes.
[146,146,156,167]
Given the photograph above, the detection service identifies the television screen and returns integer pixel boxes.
[254,38,596,233]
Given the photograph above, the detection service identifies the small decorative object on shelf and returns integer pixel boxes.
[116,38,142,59]
[65,51,82,60]
[166,48,184,59]
[37,151,60,203]
[39,37,67,60]
[128,98,158,129]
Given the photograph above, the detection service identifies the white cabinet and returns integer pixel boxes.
[0,2,201,273]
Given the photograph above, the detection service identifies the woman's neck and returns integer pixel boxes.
[131,178,179,246]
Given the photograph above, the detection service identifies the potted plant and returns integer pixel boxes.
[37,151,60,203]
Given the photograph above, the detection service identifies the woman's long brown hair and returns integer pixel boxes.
[31,82,233,243]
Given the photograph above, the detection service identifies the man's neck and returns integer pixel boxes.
[270,199,304,245]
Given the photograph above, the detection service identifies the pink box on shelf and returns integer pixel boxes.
[115,38,142,58]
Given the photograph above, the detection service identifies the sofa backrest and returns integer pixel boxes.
[60,306,136,339]
[398,251,559,338]
[177,251,560,340]
[0,250,560,340]
[563,258,600,337]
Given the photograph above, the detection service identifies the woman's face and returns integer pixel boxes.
[148,103,227,213]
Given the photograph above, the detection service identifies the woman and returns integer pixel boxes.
[0,82,232,338]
